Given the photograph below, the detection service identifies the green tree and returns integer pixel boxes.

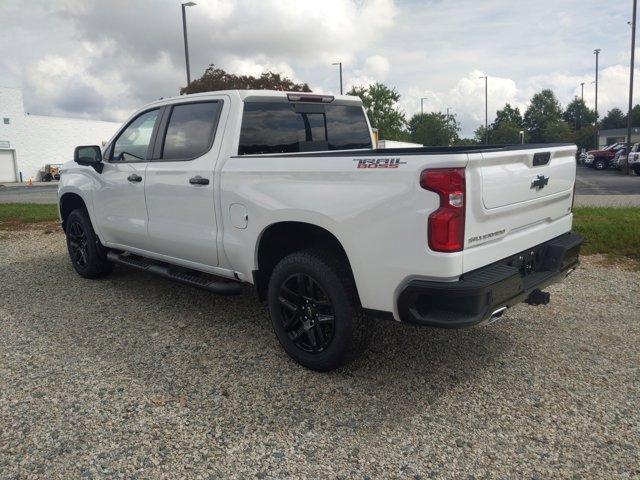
[493,103,523,129]
[523,89,564,143]
[181,65,311,94]
[563,98,597,131]
[628,104,640,126]
[407,112,460,146]
[542,120,573,143]
[571,125,597,151]
[452,137,479,146]
[347,83,407,140]
[600,107,626,129]
[491,122,523,144]
[474,125,489,144]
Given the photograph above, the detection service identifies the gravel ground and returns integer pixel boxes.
[1,228,639,479]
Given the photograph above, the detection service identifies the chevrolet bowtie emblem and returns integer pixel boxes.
[531,174,549,190]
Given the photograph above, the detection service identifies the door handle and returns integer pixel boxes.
[189,176,210,186]
[127,174,142,182]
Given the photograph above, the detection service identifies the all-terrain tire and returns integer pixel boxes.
[65,208,114,279]
[267,249,367,371]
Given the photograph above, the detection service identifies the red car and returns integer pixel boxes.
[586,143,625,170]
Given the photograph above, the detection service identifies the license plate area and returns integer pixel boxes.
[501,232,582,278]
[507,249,540,277]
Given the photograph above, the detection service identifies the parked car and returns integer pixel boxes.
[586,143,625,170]
[628,148,640,175]
[577,148,588,165]
[57,90,582,371]
[40,163,62,181]
[613,148,625,170]
[615,143,640,171]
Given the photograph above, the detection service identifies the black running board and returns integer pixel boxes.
[106,251,242,295]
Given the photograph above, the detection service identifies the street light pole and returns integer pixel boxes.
[479,75,488,144]
[181,2,196,86]
[625,0,637,176]
[594,48,601,148]
[579,82,585,130]
[421,97,428,116]
[332,62,343,94]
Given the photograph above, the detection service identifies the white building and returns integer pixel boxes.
[597,127,640,149]
[0,86,121,182]
[377,139,423,149]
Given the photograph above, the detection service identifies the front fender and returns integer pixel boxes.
[58,166,103,241]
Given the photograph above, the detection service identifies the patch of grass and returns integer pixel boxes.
[0,203,58,224]
[573,207,640,261]
[0,203,637,261]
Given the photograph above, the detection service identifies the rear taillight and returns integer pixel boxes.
[420,168,466,252]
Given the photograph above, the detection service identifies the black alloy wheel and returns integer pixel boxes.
[267,249,366,371]
[64,208,113,278]
[67,220,89,268]
[278,273,335,353]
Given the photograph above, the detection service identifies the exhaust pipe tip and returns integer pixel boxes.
[487,306,507,324]
[525,289,551,306]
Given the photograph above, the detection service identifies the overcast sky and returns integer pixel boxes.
[0,0,636,136]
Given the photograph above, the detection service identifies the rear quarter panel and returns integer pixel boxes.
[219,152,468,314]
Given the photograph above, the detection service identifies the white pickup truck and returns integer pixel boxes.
[58,90,582,371]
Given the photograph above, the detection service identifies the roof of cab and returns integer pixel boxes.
[145,90,362,107]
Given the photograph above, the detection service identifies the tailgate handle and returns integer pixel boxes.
[533,152,551,166]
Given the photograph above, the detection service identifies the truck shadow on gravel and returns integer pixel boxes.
[97,265,511,391]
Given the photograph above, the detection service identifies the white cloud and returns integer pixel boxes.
[399,71,521,136]
[343,55,391,92]
[363,55,390,79]
[195,0,397,66]
[225,58,297,81]
[1,0,638,137]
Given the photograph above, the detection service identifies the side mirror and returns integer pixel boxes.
[74,145,103,173]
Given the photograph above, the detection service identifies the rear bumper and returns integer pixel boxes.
[397,232,583,328]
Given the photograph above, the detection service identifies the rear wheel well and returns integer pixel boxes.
[254,222,356,301]
[59,193,87,231]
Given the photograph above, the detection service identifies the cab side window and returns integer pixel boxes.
[160,102,221,160]
[112,109,160,162]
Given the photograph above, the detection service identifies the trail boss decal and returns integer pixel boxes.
[468,229,506,244]
[354,158,407,169]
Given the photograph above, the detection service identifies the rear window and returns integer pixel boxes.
[238,102,372,155]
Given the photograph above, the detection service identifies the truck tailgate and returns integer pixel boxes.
[481,150,575,208]
[463,144,576,273]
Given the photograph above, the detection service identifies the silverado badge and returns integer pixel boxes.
[531,174,549,190]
